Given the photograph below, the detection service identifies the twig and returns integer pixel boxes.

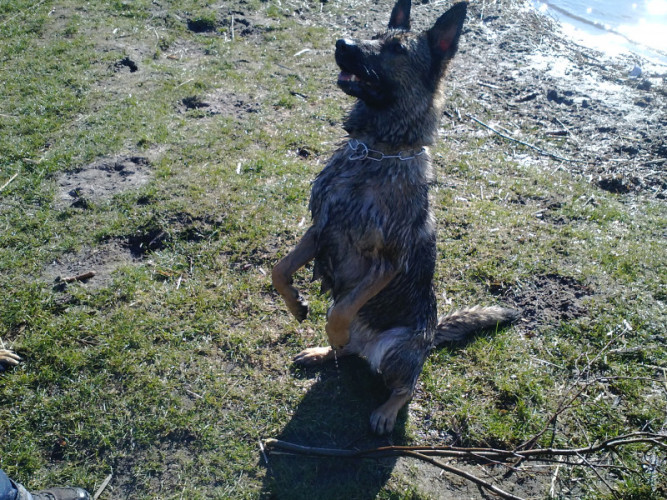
[0,173,18,192]
[549,464,560,498]
[93,473,113,500]
[467,113,586,164]
[263,439,523,499]
[61,271,96,283]
[293,48,312,57]
[518,334,620,451]
[515,91,539,103]
[263,433,665,497]
[576,451,621,500]
[478,81,501,90]
[185,388,202,399]
[258,440,272,473]
[555,117,578,144]
[264,433,665,462]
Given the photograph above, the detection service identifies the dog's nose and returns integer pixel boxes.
[336,38,355,52]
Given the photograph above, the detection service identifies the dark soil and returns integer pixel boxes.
[179,90,261,117]
[44,240,138,291]
[508,273,594,332]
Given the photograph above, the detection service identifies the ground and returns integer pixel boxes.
[0,1,665,499]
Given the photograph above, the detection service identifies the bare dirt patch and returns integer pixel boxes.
[179,90,261,117]
[392,455,562,500]
[44,240,138,291]
[506,273,594,333]
[55,156,152,209]
[43,209,224,292]
[184,8,276,40]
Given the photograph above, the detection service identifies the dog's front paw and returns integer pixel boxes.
[293,346,333,366]
[288,295,309,322]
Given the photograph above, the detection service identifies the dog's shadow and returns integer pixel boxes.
[261,356,408,499]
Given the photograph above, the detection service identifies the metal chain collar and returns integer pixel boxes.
[347,138,426,162]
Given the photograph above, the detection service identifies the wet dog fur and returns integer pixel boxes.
[272,0,518,434]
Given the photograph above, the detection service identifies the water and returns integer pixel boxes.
[533,0,667,65]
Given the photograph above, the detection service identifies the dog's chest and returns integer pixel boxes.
[310,153,428,239]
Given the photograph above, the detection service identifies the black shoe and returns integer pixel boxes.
[29,487,91,500]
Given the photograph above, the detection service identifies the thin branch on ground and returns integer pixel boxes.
[467,113,587,164]
[263,433,665,500]
[518,333,621,451]
[0,173,18,192]
[264,432,665,462]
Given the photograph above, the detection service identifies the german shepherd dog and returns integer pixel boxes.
[272,0,517,434]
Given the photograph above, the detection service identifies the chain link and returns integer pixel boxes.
[347,139,426,162]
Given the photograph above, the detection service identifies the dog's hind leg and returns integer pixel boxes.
[370,386,413,435]
[367,330,430,434]
[272,227,317,322]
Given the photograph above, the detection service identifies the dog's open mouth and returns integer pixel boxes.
[338,71,359,83]
[335,43,386,105]
[337,69,381,101]
[337,70,363,91]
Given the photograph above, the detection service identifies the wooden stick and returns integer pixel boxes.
[264,433,665,462]
[263,433,664,499]
[93,473,113,500]
[263,439,524,500]
[403,450,524,500]
[62,271,96,283]
[0,173,18,192]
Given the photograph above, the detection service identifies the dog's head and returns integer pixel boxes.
[335,0,467,108]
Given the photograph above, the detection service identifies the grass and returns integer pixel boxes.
[1,1,665,498]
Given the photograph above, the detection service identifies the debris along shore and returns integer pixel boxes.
[435,0,666,198]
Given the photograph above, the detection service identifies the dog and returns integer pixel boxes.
[272,0,517,435]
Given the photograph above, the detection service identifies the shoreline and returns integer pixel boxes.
[442,0,666,198]
[533,0,667,67]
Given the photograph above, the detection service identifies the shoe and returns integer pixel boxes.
[29,487,91,500]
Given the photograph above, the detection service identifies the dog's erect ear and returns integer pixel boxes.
[428,2,467,63]
[388,0,411,30]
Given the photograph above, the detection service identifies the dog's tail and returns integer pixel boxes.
[434,306,519,346]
